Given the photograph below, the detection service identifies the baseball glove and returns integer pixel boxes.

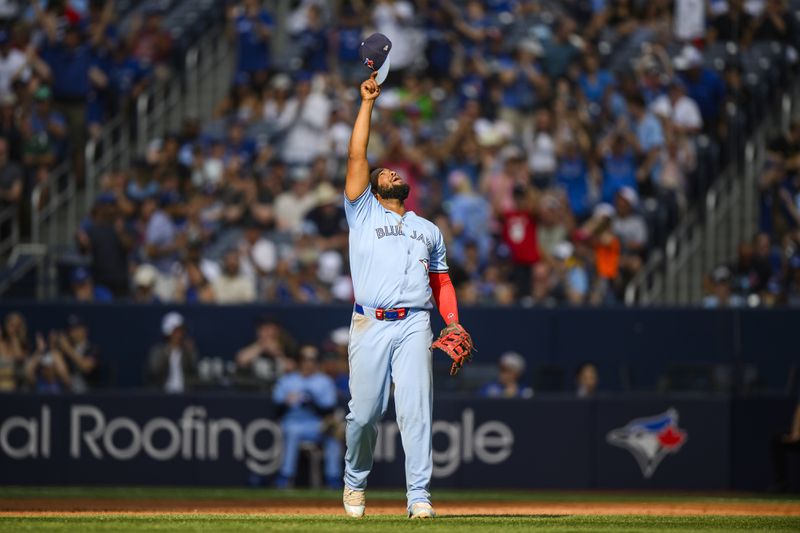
[432,323,475,376]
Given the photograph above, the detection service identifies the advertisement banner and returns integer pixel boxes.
[0,394,751,489]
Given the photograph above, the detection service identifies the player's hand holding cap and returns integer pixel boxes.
[359,33,392,85]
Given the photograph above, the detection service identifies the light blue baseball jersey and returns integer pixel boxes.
[272,371,337,423]
[344,186,448,309]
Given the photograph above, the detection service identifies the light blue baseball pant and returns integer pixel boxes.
[280,419,342,481]
[344,309,433,510]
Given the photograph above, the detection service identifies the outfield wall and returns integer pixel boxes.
[0,303,796,391]
[0,393,795,491]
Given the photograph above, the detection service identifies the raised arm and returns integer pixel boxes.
[345,72,380,201]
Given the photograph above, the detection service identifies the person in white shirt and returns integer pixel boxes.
[273,175,318,233]
[212,250,257,303]
[237,223,277,294]
[0,32,28,99]
[276,73,331,165]
[651,80,703,135]
[673,0,706,41]
[524,109,557,187]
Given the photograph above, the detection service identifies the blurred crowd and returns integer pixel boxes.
[1,307,601,399]
[0,0,175,236]
[0,0,792,306]
[703,119,800,307]
[77,0,799,308]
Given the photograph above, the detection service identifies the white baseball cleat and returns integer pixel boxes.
[408,502,436,519]
[343,487,365,518]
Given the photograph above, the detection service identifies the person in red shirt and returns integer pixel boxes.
[501,186,541,298]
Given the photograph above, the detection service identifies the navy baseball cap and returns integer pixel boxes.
[359,33,392,85]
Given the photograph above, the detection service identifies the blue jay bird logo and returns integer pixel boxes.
[419,258,429,273]
[606,408,687,478]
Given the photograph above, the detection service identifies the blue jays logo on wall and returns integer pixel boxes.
[606,408,687,478]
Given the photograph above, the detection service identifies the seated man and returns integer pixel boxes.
[479,351,533,399]
[273,345,341,488]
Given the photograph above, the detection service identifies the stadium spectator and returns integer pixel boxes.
[584,203,621,302]
[70,266,112,302]
[55,314,99,392]
[447,170,491,266]
[273,344,342,489]
[0,337,18,391]
[132,263,160,304]
[0,311,27,391]
[613,187,647,275]
[702,266,746,308]
[785,255,800,306]
[24,331,71,393]
[146,311,198,394]
[707,0,754,45]
[24,85,67,167]
[228,0,274,81]
[236,315,298,386]
[576,361,599,398]
[0,136,22,207]
[175,259,216,304]
[551,241,590,305]
[0,30,27,101]
[500,185,541,298]
[1,311,28,360]
[275,72,331,166]
[212,249,256,304]
[273,172,319,234]
[127,7,173,76]
[479,351,533,399]
[237,222,277,294]
[77,194,132,298]
[675,45,725,133]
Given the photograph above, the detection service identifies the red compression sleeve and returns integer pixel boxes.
[429,272,459,325]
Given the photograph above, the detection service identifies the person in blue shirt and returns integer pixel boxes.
[331,6,364,84]
[578,51,615,108]
[556,138,593,219]
[446,170,492,266]
[70,267,113,302]
[600,134,638,203]
[296,4,328,73]
[677,46,726,131]
[479,351,533,399]
[273,345,342,489]
[26,85,68,163]
[542,17,579,79]
[228,0,274,78]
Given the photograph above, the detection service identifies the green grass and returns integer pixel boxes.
[1,515,799,533]
[1,486,799,504]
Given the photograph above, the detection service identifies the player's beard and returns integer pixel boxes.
[377,182,410,201]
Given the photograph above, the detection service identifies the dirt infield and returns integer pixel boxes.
[2,498,800,517]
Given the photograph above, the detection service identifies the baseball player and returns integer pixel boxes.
[341,67,473,520]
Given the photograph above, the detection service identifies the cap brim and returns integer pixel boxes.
[376,54,391,85]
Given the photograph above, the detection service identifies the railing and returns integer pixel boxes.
[3,24,235,298]
[0,205,17,260]
[626,77,800,305]
[30,160,77,249]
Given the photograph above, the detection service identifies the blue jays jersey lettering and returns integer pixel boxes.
[344,185,447,309]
